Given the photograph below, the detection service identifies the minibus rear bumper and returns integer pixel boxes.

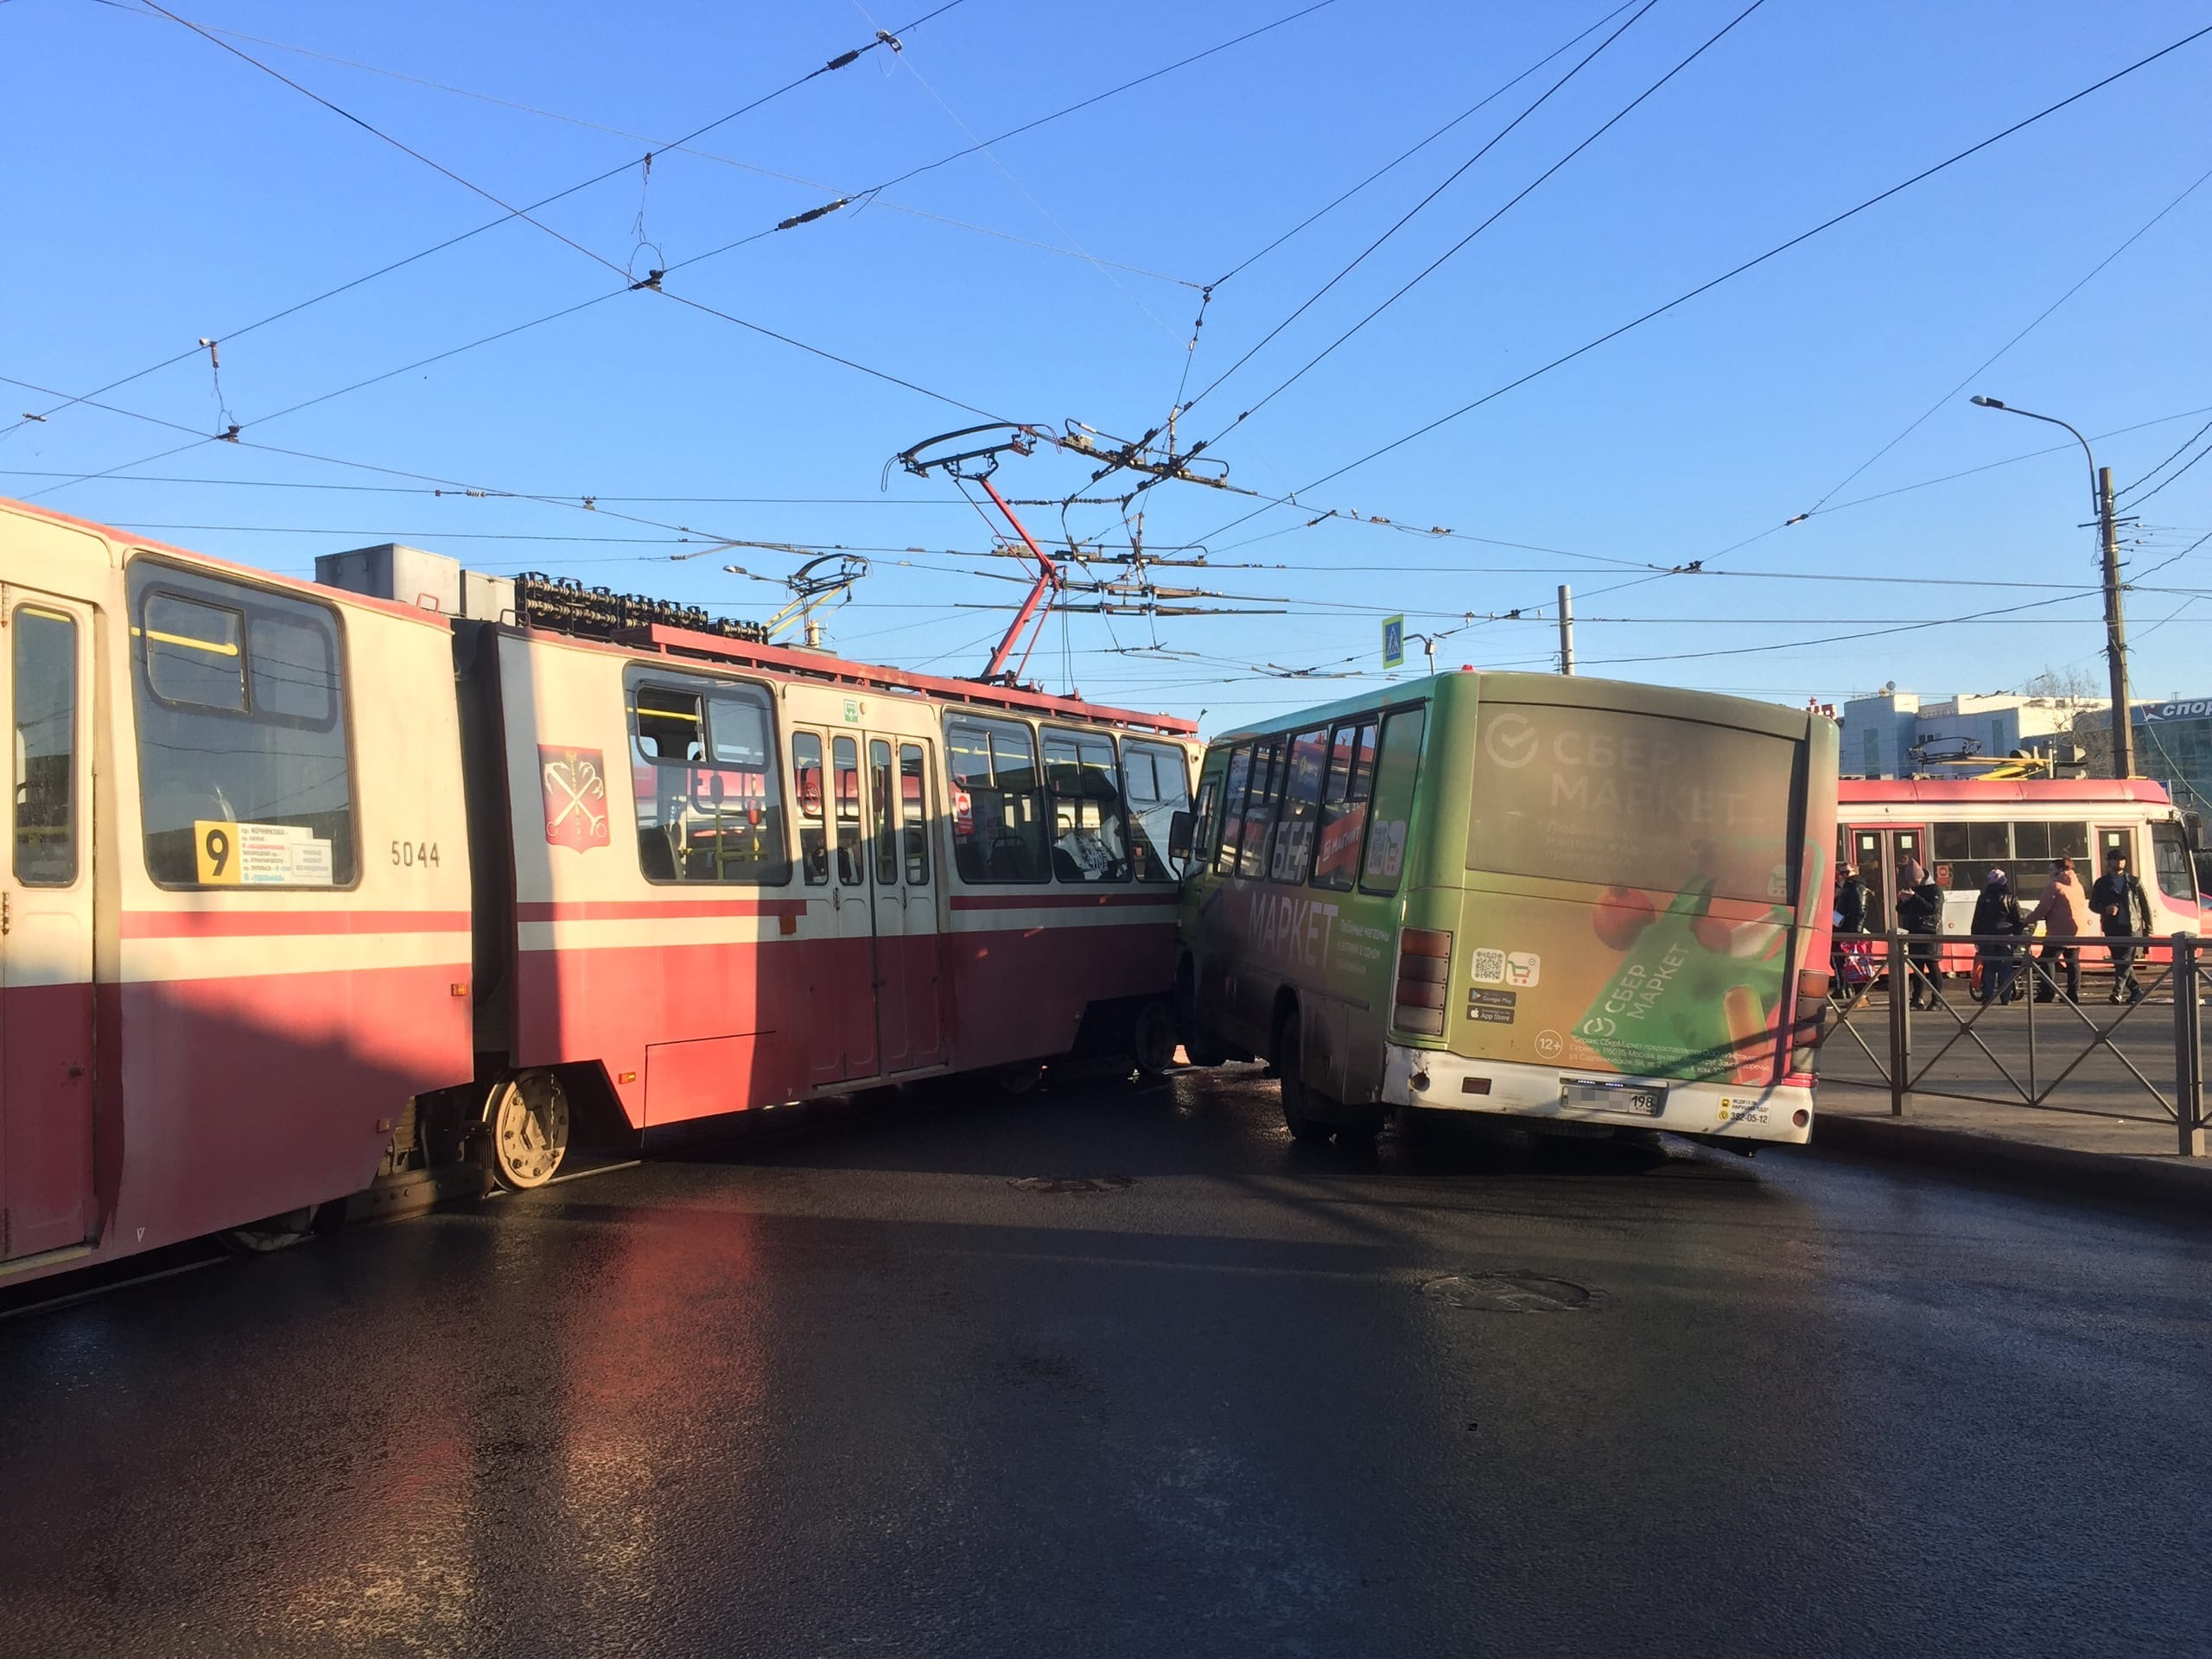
[1381,1043,1814,1146]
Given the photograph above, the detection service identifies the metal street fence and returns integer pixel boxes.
[1820,931,2207,1157]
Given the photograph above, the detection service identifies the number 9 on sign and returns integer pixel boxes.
[194,819,240,885]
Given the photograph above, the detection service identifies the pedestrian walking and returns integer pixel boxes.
[2088,851,2154,1002]
[1896,858,1947,1008]
[2024,856,2089,1003]
[1835,865,1871,936]
[1970,868,2024,1006]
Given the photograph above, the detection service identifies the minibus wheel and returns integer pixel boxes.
[486,1071,569,1190]
[1274,1007,1332,1143]
[1131,997,1178,1078]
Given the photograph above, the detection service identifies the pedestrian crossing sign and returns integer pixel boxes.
[1382,614,1405,668]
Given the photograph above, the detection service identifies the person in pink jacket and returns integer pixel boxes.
[2025,856,2091,1002]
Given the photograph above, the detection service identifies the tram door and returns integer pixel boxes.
[1850,824,1923,931]
[1,588,96,1261]
[865,737,945,1073]
[794,732,878,1085]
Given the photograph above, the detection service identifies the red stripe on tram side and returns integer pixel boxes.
[120,909,474,938]
[515,898,810,923]
[948,891,1178,912]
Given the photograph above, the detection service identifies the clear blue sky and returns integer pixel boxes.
[5,0,2209,730]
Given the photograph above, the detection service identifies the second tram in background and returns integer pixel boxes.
[1838,777,2201,950]
[0,500,1193,1290]
[1169,671,1837,1147]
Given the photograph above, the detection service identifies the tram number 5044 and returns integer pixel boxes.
[391,840,442,868]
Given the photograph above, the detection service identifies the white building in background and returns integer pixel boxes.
[1840,688,2108,778]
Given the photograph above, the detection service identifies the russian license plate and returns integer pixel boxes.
[1561,1078,1667,1117]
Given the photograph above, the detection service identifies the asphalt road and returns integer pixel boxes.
[2,1070,2208,1658]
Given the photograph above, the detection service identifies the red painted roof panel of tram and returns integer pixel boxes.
[1838,778,2175,805]
[617,620,1198,734]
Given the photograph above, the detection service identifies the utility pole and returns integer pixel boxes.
[2097,465,2135,779]
[1557,584,1575,675]
[1972,396,2135,779]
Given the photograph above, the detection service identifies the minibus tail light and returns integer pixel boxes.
[1394,927,1453,1036]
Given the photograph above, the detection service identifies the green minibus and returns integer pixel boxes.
[1169,671,1838,1147]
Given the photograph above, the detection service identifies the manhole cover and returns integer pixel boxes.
[1007,1175,1136,1194]
[1420,1272,1599,1313]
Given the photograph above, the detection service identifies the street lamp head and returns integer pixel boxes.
[1970,395,2005,409]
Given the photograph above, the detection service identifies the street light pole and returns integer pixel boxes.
[1969,396,2134,779]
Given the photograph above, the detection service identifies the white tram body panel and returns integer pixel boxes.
[0,500,473,1286]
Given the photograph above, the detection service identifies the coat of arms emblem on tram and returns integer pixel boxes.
[539,746,610,850]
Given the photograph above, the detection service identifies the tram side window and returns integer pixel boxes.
[900,743,931,886]
[833,735,863,885]
[1931,820,2089,889]
[1044,728,1131,883]
[1358,707,1427,896]
[1312,719,1378,893]
[12,607,76,887]
[2151,821,2197,903]
[129,563,355,888]
[627,671,791,885]
[1214,745,1253,874]
[946,715,1047,883]
[871,740,899,886]
[1268,728,1329,884]
[793,732,829,886]
[1123,739,1192,883]
[1236,740,1287,880]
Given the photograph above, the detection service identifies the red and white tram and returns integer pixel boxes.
[0,498,1194,1287]
[1837,776,2202,946]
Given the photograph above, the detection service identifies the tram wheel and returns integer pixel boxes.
[1131,997,1178,1079]
[488,1071,569,1190]
[1275,1010,1333,1143]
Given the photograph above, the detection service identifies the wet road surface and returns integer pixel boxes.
[3,1068,2208,1657]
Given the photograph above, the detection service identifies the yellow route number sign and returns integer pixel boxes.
[194,819,335,887]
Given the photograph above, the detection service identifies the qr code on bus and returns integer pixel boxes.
[1471,948,1506,983]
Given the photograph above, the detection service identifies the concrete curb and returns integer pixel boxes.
[1813,1112,2210,1221]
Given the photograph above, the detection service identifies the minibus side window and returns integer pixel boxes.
[1215,745,1253,874]
[1268,728,1329,884]
[1236,740,1286,880]
[1358,708,1426,896]
[1313,720,1377,893]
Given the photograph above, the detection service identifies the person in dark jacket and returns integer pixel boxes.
[1970,868,2025,1005]
[2088,852,2155,1002]
[1835,866,1871,936]
[1896,858,1947,1009]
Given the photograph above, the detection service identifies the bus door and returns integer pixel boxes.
[865,736,945,1073]
[1,588,96,1261]
[793,731,878,1085]
[1851,824,1923,931]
